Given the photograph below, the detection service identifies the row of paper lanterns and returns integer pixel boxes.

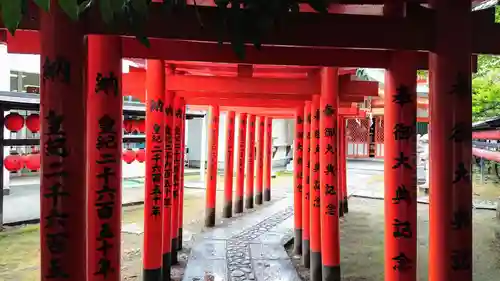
[4,113,145,134]
[4,149,147,172]
[4,152,41,172]
[4,113,40,133]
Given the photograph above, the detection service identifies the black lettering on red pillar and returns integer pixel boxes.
[93,116,119,278]
[450,71,472,275]
[255,117,265,204]
[310,95,322,281]
[235,113,247,213]
[162,91,174,274]
[263,117,273,201]
[320,68,341,279]
[293,110,304,255]
[40,6,86,280]
[143,62,165,277]
[245,115,256,209]
[178,99,186,251]
[171,101,183,264]
[223,112,236,217]
[385,66,417,281]
[302,102,312,268]
[87,36,122,281]
[42,110,70,279]
[205,106,220,226]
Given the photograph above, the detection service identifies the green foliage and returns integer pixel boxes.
[0,0,327,58]
[472,69,500,121]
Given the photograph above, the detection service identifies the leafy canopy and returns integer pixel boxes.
[0,0,328,57]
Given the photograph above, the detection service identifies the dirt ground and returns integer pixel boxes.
[0,174,292,281]
[287,197,500,281]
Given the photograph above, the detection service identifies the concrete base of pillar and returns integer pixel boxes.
[2,187,9,196]
[302,239,310,268]
[162,253,172,281]
[143,268,162,281]
[171,238,179,265]
[255,193,263,205]
[222,201,232,218]
[323,265,341,281]
[310,251,322,281]
[234,198,244,213]
[245,197,254,209]
[264,188,271,201]
[294,229,303,255]
[205,207,215,227]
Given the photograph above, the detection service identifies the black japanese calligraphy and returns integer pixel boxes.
[452,162,469,183]
[392,185,411,204]
[325,204,336,216]
[393,123,414,141]
[393,219,412,238]
[44,110,68,157]
[149,99,164,112]
[95,72,119,96]
[392,252,412,271]
[449,72,470,98]
[393,85,412,107]
[323,104,335,117]
[451,209,471,230]
[42,56,71,84]
[451,249,471,271]
[392,152,412,170]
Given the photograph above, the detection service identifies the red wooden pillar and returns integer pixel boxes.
[430,0,472,279]
[263,117,273,201]
[177,98,186,251]
[86,35,122,281]
[340,117,348,213]
[293,109,304,255]
[255,116,266,205]
[337,115,344,218]
[310,95,322,281]
[171,96,183,264]
[143,60,165,280]
[205,105,220,227]
[384,52,417,281]
[162,88,175,279]
[320,67,341,280]
[223,111,236,218]
[39,3,86,280]
[302,101,312,268]
[235,113,248,213]
[245,114,256,209]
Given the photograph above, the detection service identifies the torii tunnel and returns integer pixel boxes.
[0,0,490,280]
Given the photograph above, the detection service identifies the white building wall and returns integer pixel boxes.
[1,44,11,191]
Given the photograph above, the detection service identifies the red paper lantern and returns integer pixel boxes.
[135,148,146,163]
[122,149,136,164]
[123,119,133,133]
[4,112,24,132]
[133,119,145,134]
[24,152,41,171]
[26,114,40,133]
[4,153,24,172]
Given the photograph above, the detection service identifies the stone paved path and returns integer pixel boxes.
[183,197,299,281]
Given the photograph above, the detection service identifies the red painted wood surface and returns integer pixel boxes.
[472,130,500,140]
[235,113,248,213]
[384,52,417,281]
[86,35,123,281]
[39,3,87,280]
[319,68,341,271]
[5,2,497,53]
[143,60,165,273]
[293,108,304,255]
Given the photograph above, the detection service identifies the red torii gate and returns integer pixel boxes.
[0,0,481,280]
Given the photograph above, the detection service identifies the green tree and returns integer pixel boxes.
[472,69,500,121]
